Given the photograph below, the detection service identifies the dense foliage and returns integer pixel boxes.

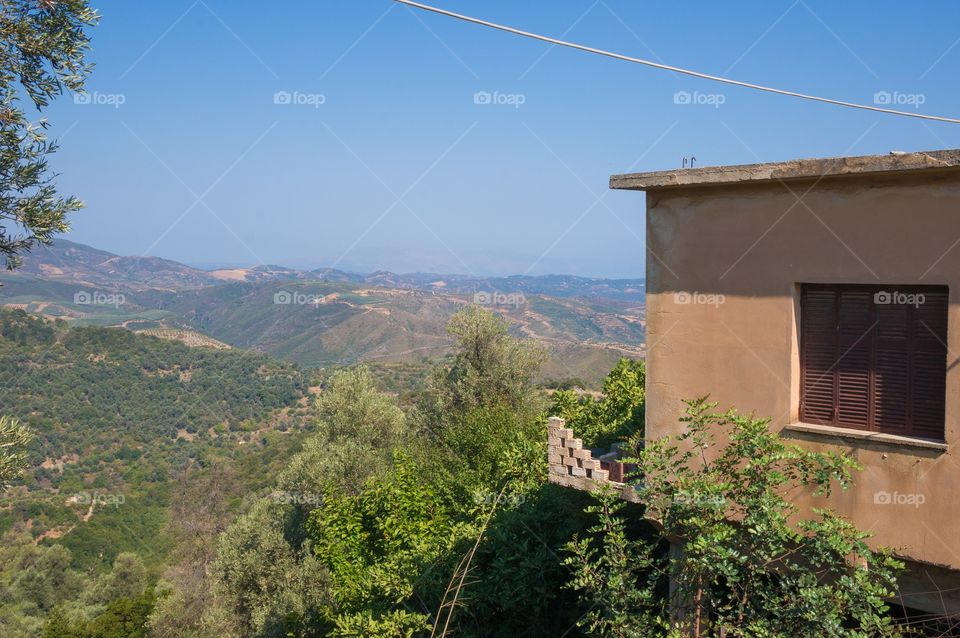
[565,398,903,637]
[0,309,313,635]
[210,307,600,637]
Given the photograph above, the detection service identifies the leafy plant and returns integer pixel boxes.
[565,398,904,637]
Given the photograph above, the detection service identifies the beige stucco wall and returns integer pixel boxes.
[645,171,960,571]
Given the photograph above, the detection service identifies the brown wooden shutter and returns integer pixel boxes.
[800,287,839,425]
[873,299,909,433]
[835,289,874,429]
[911,290,948,438]
[800,284,947,441]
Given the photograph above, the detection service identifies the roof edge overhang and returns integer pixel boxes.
[610,149,960,192]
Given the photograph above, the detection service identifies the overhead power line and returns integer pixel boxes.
[394,0,960,125]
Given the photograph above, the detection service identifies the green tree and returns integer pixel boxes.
[421,305,546,428]
[279,365,409,495]
[10,542,81,613]
[551,358,645,449]
[213,498,331,637]
[565,398,903,637]
[0,0,99,269]
[85,590,156,638]
[83,553,147,606]
[0,415,32,488]
[309,451,454,637]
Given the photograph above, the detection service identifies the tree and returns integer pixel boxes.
[0,0,98,269]
[421,305,546,428]
[279,365,409,498]
[551,357,645,449]
[565,398,903,637]
[212,499,331,637]
[83,553,147,606]
[147,465,238,638]
[0,415,32,488]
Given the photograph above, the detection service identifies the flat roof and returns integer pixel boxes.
[610,149,960,191]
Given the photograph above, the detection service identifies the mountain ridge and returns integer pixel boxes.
[1,239,646,385]
[12,239,645,300]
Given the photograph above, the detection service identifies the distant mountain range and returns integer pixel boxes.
[15,239,645,301]
[0,239,646,385]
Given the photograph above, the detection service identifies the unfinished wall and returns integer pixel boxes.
[547,416,639,500]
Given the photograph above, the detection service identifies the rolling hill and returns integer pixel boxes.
[1,240,645,385]
[0,309,313,570]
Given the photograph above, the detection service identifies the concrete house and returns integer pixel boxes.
[550,149,960,618]
[548,150,960,616]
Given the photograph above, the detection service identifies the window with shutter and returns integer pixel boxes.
[799,284,948,441]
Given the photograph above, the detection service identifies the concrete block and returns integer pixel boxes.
[590,469,609,481]
[570,466,587,477]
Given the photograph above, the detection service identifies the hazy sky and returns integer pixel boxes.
[44,1,960,278]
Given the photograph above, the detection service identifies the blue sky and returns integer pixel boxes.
[44,0,960,278]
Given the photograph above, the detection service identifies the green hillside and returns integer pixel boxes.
[0,309,313,570]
